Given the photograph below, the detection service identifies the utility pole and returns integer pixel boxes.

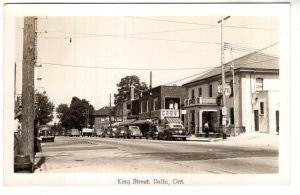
[15,17,36,172]
[218,16,230,139]
[149,71,152,132]
[109,93,112,127]
[229,46,237,136]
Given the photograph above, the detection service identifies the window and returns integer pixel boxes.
[141,101,147,113]
[260,102,264,115]
[153,98,159,111]
[230,108,234,124]
[146,100,149,112]
[191,89,195,99]
[256,78,264,92]
[209,84,212,97]
[198,88,202,97]
[140,102,143,113]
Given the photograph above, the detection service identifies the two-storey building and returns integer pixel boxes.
[92,106,114,131]
[126,85,187,132]
[182,51,279,135]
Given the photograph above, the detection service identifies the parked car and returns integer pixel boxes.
[145,125,163,140]
[128,126,143,139]
[69,129,80,137]
[158,123,187,141]
[82,128,95,137]
[117,126,129,138]
[105,127,118,138]
[95,128,105,137]
[38,125,55,142]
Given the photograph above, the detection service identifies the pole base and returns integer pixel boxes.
[14,155,33,173]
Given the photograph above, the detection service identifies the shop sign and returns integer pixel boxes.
[160,109,179,118]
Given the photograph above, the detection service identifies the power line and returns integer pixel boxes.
[127,16,277,31]
[36,30,221,45]
[38,62,219,71]
[31,48,219,60]
[161,68,215,86]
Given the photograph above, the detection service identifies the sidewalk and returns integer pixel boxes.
[187,133,279,149]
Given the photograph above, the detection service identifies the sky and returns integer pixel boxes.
[15,15,279,114]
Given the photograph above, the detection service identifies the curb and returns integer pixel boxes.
[187,137,224,142]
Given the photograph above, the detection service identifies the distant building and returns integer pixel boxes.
[182,51,279,135]
[92,106,114,130]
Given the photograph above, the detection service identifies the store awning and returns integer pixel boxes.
[118,119,136,126]
[165,117,182,124]
[131,119,152,125]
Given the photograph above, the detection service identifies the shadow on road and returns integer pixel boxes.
[34,156,46,172]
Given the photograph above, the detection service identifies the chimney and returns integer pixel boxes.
[130,86,135,101]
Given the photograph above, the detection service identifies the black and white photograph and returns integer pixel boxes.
[3,3,291,186]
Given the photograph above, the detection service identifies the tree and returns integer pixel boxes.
[56,97,95,130]
[114,75,148,106]
[56,104,71,129]
[35,92,55,125]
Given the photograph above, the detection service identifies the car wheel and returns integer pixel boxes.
[183,137,186,141]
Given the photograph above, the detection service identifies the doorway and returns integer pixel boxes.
[254,110,259,131]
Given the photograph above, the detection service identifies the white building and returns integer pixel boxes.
[182,51,279,135]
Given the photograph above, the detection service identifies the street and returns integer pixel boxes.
[34,135,278,174]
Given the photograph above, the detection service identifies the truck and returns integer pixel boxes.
[81,128,95,137]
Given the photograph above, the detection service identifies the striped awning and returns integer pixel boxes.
[165,117,182,124]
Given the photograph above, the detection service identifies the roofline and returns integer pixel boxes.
[182,50,279,87]
[182,67,279,87]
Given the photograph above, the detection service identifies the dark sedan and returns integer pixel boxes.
[158,123,187,141]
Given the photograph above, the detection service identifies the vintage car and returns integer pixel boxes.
[127,126,143,139]
[95,128,106,137]
[158,123,187,141]
[145,125,163,140]
[38,125,55,142]
[69,129,80,137]
[105,127,118,138]
[117,126,129,138]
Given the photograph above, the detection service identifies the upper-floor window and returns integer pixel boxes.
[153,98,159,111]
[209,84,213,97]
[256,78,264,92]
[191,89,195,99]
[198,88,202,97]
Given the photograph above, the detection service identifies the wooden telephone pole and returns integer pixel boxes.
[15,17,36,172]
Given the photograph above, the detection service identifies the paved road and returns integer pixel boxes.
[35,136,278,174]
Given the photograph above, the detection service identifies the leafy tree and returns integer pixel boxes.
[56,97,95,130]
[114,75,148,106]
[35,92,55,125]
[56,104,71,129]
